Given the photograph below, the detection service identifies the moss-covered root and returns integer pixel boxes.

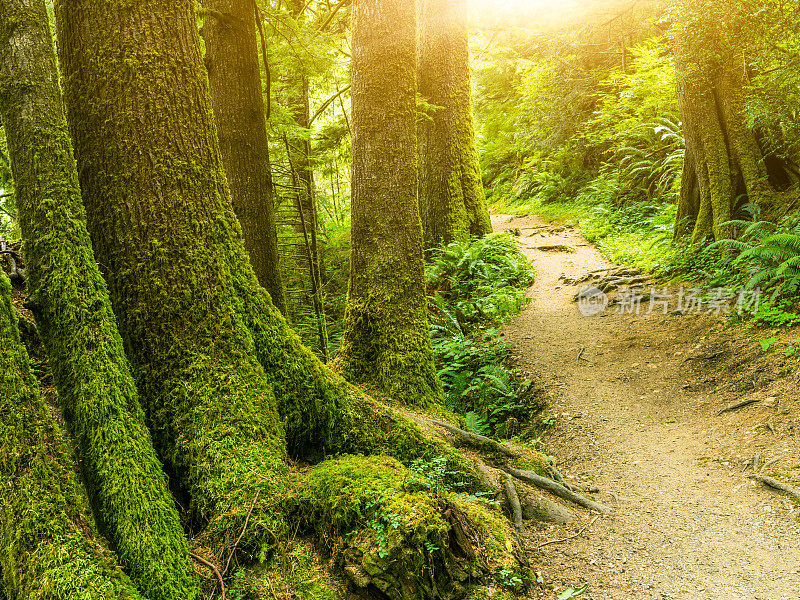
[296,455,530,600]
[0,273,144,599]
[0,0,198,597]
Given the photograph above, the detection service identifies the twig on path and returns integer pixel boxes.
[504,466,611,513]
[190,553,226,600]
[750,473,800,503]
[537,515,601,550]
[576,346,589,362]
[717,398,760,416]
[760,456,783,473]
[223,491,260,576]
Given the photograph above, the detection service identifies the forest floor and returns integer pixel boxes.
[492,214,800,600]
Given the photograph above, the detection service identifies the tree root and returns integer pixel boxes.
[504,475,524,533]
[504,466,611,513]
[427,419,520,459]
[751,473,800,503]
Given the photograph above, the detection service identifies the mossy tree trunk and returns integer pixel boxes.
[0,272,146,599]
[0,0,197,597]
[673,5,789,243]
[56,0,296,557]
[55,1,520,596]
[418,0,492,249]
[336,0,442,407]
[200,0,287,315]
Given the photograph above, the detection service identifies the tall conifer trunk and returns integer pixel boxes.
[418,0,492,248]
[673,1,789,242]
[55,1,516,596]
[0,0,197,596]
[200,0,287,314]
[336,0,442,406]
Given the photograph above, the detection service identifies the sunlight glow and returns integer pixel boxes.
[469,0,583,29]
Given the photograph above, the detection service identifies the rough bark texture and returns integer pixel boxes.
[0,273,144,599]
[56,0,295,557]
[200,0,287,315]
[55,3,523,598]
[337,0,442,407]
[674,8,782,242]
[418,0,492,248]
[0,1,197,597]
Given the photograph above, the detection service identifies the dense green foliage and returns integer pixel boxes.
[428,233,538,437]
[474,0,800,324]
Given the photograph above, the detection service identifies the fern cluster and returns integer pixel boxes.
[427,234,537,438]
[709,217,800,299]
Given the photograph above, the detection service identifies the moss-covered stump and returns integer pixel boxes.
[0,273,144,599]
[295,455,529,600]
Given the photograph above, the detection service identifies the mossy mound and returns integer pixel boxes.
[294,455,528,600]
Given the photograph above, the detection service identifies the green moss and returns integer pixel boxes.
[226,541,343,600]
[295,455,482,600]
[0,1,197,596]
[451,497,531,593]
[0,273,143,599]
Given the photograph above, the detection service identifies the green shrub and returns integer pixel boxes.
[427,235,538,438]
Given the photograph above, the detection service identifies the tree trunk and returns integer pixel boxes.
[0,272,145,599]
[0,1,197,597]
[55,2,517,596]
[200,0,287,315]
[674,6,782,242]
[336,0,442,407]
[418,0,492,249]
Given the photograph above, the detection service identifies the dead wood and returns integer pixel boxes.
[717,398,759,416]
[537,515,600,550]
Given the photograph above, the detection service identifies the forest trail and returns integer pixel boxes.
[493,214,800,600]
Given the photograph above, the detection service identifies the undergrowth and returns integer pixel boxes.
[427,233,540,439]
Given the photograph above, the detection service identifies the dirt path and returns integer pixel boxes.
[493,214,800,600]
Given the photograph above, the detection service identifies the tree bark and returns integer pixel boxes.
[200,0,287,315]
[674,4,783,242]
[0,1,197,597]
[418,0,492,249]
[337,0,442,407]
[54,1,518,596]
[0,273,145,599]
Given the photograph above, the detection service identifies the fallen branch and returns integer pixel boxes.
[223,491,260,576]
[504,476,524,533]
[504,466,611,513]
[190,553,226,600]
[750,473,800,503]
[427,419,519,459]
[537,515,601,550]
[717,398,759,416]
